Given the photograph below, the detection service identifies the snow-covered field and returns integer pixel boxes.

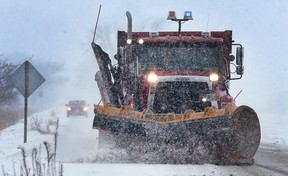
[0,108,287,176]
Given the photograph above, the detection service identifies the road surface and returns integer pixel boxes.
[57,112,288,176]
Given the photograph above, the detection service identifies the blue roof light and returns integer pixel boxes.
[184,11,193,20]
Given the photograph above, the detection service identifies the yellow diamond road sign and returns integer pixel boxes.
[10,61,45,97]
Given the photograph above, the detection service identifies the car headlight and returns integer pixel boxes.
[147,73,158,83]
[209,73,219,82]
[83,107,88,111]
[67,107,72,111]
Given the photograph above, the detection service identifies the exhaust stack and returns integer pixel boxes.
[126,11,132,40]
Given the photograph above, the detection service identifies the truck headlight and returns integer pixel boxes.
[147,73,158,83]
[83,107,88,111]
[209,73,219,82]
[138,38,144,44]
[127,39,132,44]
[67,107,72,111]
[202,97,208,102]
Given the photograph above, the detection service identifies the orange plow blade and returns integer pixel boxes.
[93,103,261,165]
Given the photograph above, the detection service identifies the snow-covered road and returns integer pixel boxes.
[62,161,288,176]
[56,110,288,176]
[60,144,288,176]
[57,115,98,162]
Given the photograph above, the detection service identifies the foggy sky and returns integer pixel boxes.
[0,0,287,114]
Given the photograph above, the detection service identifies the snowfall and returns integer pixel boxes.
[0,107,287,176]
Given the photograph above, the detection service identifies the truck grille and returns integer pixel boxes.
[152,81,209,113]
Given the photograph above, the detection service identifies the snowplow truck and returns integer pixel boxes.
[92,11,260,165]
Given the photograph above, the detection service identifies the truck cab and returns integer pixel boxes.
[113,30,244,113]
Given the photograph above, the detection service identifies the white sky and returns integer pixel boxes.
[1,0,288,115]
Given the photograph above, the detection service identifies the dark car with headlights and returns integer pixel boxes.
[66,100,89,117]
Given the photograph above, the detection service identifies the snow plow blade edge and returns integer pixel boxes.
[93,104,261,165]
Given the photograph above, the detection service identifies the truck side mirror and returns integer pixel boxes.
[236,47,244,65]
[236,65,244,75]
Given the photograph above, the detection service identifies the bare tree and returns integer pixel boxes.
[0,58,19,107]
[0,58,21,130]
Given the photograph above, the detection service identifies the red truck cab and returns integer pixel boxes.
[114,30,243,113]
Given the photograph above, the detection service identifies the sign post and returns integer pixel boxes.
[24,61,29,143]
[10,61,45,143]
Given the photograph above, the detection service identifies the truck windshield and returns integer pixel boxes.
[138,43,224,73]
